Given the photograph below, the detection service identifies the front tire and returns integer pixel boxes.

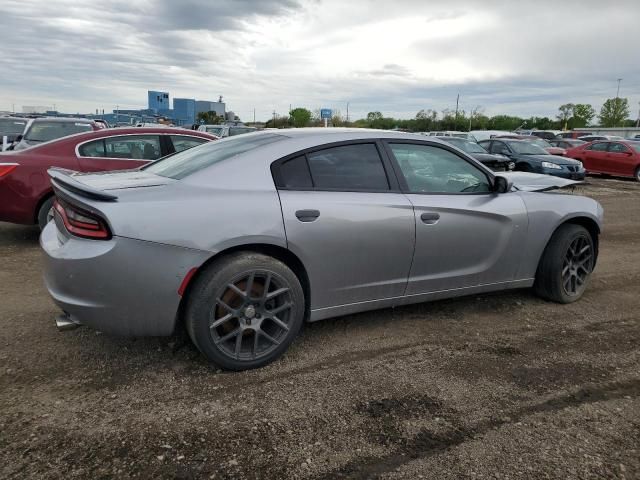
[534,224,595,303]
[635,167,640,182]
[185,252,305,371]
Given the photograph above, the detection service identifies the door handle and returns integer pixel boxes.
[295,209,320,222]
[420,212,440,224]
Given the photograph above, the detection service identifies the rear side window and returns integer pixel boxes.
[279,155,312,188]
[79,139,106,157]
[104,135,161,160]
[306,144,389,190]
[274,143,390,191]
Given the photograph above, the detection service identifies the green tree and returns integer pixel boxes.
[289,108,312,128]
[196,111,220,124]
[571,104,595,127]
[557,103,574,128]
[599,98,630,127]
[366,111,383,122]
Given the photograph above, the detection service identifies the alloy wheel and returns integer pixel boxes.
[209,270,293,361]
[562,235,593,296]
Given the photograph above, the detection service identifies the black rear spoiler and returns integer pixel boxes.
[48,168,118,201]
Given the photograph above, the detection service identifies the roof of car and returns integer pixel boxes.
[30,117,97,123]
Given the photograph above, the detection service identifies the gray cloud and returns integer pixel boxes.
[0,0,639,121]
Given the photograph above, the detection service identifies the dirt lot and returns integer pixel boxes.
[1,177,639,479]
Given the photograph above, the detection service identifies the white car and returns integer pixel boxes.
[197,124,257,137]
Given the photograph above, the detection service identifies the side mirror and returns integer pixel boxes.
[493,176,513,194]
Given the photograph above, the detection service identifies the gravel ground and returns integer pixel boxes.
[1,177,639,479]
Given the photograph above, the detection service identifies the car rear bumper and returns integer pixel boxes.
[40,220,211,336]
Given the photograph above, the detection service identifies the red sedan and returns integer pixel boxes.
[565,140,640,182]
[0,127,217,228]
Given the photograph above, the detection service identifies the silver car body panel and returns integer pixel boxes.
[41,129,603,335]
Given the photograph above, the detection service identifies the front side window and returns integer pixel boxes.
[608,142,629,153]
[170,135,208,153]
[306,144,389,191]
[104,135,161,160]
[389,143,491,194]
[489,141,509,155]
[587,142,609,152]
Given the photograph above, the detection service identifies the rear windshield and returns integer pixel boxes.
[25,121,93,143]
[0,118,28,134]
[144,133,285,179]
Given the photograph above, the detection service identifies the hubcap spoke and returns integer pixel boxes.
[227,283,246,298]
[260,330,281,346]
[267,287,289,300]
[210,313,233,330]
[235,331,243,358]
[270,315,290,331]
[216,328,241,345]
[245,272,256,299]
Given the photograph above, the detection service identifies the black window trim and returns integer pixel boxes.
[271,139,401,193]
[381,138,498,196]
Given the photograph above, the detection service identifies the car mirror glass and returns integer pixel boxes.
[493,176,513,194]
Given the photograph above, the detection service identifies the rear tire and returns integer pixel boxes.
[37,197,55,230]
[185,252,305,371]
[534,224,595,303]
[635,167,640,182]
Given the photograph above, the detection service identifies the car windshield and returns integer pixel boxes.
[24,121,93,142]
[444,138,487,154]
[507,141,547,155]
[530,138,552,148]
[144,133,285,179]
[0,118,28,134]
[205,126,224,135]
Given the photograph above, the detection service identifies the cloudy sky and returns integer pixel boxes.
[1,0,639,121]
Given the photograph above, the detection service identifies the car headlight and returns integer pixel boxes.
[576,161,583,169]
[542,161,562,170]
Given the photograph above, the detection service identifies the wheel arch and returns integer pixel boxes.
[33,189,54,224]
[175,243,311,330]
[546,215,600,267]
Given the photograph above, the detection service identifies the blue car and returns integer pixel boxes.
[479,138,585,180]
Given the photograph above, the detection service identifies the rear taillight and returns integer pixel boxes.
[0,163,18,178]
[53,199,111,240]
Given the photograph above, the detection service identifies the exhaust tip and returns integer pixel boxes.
[56,314,81,332]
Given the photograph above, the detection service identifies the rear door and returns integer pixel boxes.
[384,140,528,295]
[606,142,635,176]
[76,134,163,172]
[274,141,415,312]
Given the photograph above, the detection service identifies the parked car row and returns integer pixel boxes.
[0,127,217,228]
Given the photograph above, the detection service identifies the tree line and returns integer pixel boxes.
[264,97,634,131]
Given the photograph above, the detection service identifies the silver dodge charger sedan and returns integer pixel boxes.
[41,129,603,370]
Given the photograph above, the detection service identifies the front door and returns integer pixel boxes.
[273,142,415,311]
[606,142,635,176]
[384,141,528,295]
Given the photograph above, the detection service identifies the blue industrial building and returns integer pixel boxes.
[148,90,170,113]
[174,98,196,124]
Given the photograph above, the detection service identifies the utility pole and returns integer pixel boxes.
[272,110,276,128]
[636,101,640,128]
[346,102,350,124]
[454,94,460,130]
[253,108,256,124]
